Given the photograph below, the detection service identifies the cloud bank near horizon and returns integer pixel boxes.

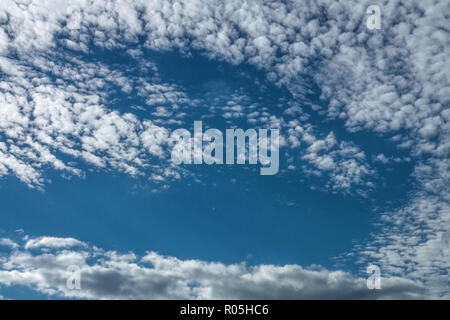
[0,235,431,300]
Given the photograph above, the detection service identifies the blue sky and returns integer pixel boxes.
[0,0,448,299]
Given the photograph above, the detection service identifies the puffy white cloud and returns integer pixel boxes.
[0,234,429,299]
[357,191,450,298]
[24,237,87,250]
[2,0,438,192]
[0,47,186,187]
[286,121,372,192]
[0,238,18,249]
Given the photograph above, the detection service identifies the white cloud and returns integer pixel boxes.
[1,0,442,192]
[0,238,18,249]
[357,191,450,298]
[0,234,430,299]
[286,121,372,192]
[0,49,185,187]
[24,237,87,250]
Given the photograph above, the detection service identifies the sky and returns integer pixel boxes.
[0,0,448,299]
